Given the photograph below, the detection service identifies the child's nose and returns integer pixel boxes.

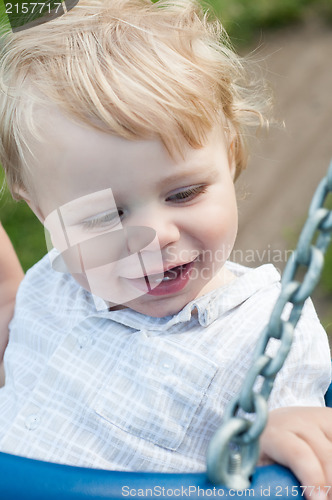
[126,212,180,253]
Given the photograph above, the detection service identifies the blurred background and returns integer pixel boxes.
[0,0,331,335]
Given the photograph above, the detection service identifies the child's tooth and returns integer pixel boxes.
[150,265,182,283]
[154,275,173,283]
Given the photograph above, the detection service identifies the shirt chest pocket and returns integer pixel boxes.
[93,335,218,451]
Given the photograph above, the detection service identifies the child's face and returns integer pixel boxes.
[22,107,238,317]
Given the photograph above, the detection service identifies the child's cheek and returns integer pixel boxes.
[195,196,238,254]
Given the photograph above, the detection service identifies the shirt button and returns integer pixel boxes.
[25,414,40,430]
[203,308,211,325]
[160,361,173,373]
[78,334,90,348]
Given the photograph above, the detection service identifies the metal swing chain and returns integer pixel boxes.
[207,160,332,490]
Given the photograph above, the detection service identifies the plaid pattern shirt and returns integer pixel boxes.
[0,254,330,471]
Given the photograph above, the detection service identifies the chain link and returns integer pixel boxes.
[207,160,332,489]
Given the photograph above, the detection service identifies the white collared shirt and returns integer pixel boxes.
[0,254,330,471]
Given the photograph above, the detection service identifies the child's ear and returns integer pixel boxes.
[14,187,45,225]
[223,118,237,180]
[228,140,237,180]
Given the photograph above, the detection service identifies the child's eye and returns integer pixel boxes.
[81,210,124,231]
[166,185,207,203]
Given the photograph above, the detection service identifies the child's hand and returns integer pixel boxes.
[259,407,332,500]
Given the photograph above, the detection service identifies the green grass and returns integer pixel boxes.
[0,172,47,272]
[0,1,9,30]
[319,197,332,296]
[205,0,332,46]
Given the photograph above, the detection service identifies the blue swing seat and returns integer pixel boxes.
[0,383,331,500]
[0,451,307,499]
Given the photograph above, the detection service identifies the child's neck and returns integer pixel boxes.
[194,265,236,300]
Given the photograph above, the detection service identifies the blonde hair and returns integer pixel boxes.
[0,0,266,199]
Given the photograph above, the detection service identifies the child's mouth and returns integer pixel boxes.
[127,260,196,296]
[149,263,189,283]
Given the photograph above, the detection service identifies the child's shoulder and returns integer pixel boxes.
[16,250,85,313]
[225,260,281,288]
[221,260,282,310]
[22,249,73,284]
[222,260,321,326]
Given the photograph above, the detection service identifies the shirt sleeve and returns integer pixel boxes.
[266,297,331,409]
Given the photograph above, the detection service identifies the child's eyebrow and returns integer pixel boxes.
[158,166,219,188]
[57,189,117,225]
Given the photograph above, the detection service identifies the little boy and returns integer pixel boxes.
[0,0,331,496]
